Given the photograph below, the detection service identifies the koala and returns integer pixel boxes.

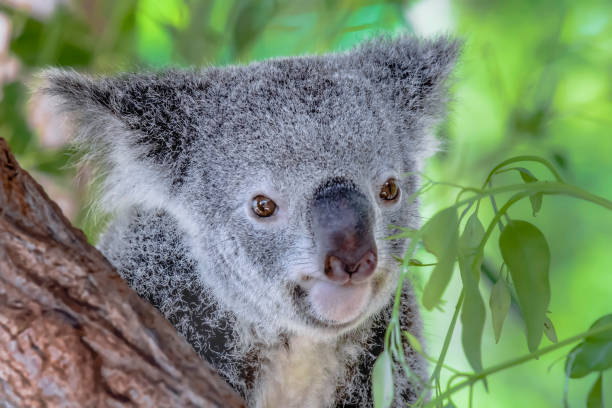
[42,35,459,407]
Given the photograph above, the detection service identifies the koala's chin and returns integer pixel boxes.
[309,279,373,324]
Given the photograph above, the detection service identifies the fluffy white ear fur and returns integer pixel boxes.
[356,35,462,170]
[39,69,174,214]
[351,35,460,131]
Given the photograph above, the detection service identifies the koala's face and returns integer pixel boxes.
[177,71,423,335]
[45,36,459,336]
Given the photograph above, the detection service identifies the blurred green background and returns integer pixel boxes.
[1,0,610,406]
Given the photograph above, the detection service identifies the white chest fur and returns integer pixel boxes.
[254,335,341,408]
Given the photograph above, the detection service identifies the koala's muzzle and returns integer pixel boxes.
[311,180,377,284]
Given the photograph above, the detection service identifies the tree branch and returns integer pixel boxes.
[0,138,246,407]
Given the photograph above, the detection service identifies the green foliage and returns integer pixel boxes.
[499,220,551,352]
[404,331,424,355]
[0,82,34,155]
[372,350,394,408]
[489,277,511,343]
[421,208,459,310]
[567,315,612,378]
[381,156,612,407]
[587,374,603,408]
[458,213,486,373]
[543,316,558,344]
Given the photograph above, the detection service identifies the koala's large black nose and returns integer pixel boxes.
[311,178,378,284]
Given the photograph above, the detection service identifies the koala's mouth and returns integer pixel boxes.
[289,268,391,331]
[304,277,374,325]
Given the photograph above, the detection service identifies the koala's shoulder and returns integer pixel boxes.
[97,208,196,307]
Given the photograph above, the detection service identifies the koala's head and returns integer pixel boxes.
[43,36,460,337]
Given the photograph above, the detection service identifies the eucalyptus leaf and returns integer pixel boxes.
[586,373,603,408]
[566,314,612,378]
[403,331,423,355]
[603,371,612,408]
[372,351,394,408]
[459,213,485,276]
[529,193,543,216]
[586,314,612,343]
[458,213,486,373]
[543,316,558,343]
[422,208,459,310]
[515,167,543,216]
[489,279,511,343]
[567,341,612,378]
[460,288,485,373]
[517,167,537,183]
[499,220,551,352]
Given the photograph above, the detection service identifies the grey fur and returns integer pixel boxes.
[41,35,460,407]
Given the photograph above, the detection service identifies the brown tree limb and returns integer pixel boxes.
[0,138,246,408]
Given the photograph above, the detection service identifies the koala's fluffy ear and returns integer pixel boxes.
[350,35,461,136]
[39,69,201,212]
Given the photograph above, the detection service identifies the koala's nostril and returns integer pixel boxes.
[352,250,377,283]
[324,255,346,283]
[324,249,377,284]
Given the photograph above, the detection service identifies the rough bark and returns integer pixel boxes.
[0,138,246,408]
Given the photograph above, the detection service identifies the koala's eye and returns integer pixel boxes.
[252,195,277,217]
[379,179,400,201]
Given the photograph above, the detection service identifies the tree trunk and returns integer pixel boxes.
[0,138,246,408]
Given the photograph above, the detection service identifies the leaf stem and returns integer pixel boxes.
[487,180,506,232]
[454,182,612,213]
[388,177,612,406]
[415,290,465,404]
[465,181,612,274]
[472,192,528,271]
[481,155,565,189]
[425,322,612,407]
[386,237,420,348]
